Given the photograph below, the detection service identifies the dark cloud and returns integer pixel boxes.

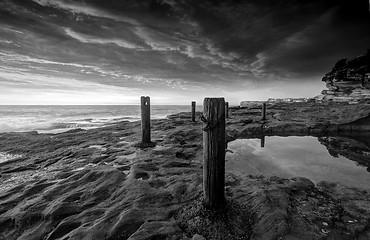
[0,0,369,104]
[182,0,370,78]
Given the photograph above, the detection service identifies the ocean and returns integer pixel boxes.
[0,105,198,134]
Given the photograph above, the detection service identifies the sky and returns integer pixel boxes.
[0,0,369,105]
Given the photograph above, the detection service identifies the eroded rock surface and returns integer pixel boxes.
[228,101,370,138]
[0,103,369,240]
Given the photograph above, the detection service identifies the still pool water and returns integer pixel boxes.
[226,136,370,190]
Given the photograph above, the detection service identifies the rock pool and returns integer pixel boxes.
[226,136,370,189]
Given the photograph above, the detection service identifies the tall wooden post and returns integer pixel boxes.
[262,102,266,120]
[141,96,151,143]
[203,98,225,209]
[225,102,229,119]
[191,101,196,122]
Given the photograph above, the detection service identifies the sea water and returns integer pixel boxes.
[0,105,198,133]
[226,136,370,190]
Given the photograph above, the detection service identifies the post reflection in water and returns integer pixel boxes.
[226,136,370,190]
[260,135,265,148]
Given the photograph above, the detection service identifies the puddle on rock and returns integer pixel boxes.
[226,136,370,190]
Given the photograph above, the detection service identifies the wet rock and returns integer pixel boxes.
[229,101,370,137]
[163,161,190,168]
[134,171,150,180]
[127,220,185,240]
[0,105,370,240]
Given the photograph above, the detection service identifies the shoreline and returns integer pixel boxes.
[0,105,197,135]
[0,101,370,239]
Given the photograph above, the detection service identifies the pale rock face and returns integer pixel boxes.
[314,95,325,101]
[321,90,336,95]
[319,49,370,103]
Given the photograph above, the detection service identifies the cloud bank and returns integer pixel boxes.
[0,0,369,104]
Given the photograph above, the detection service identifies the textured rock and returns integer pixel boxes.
[320,49,370,103]
[240,101,265,108]
[1,105,370,240]
[228,101,370,138]
[192,234,206,240]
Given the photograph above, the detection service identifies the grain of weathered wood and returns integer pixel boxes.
[225,102,229,119]
[203,97,225,209]
[141,96,151,143]
[191,101,196,122]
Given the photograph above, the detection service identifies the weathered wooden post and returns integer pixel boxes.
[262,102,267,120]
[225,102,229,119]
[191,101,196,122]
[141,96,151,143]
[260,135,265,148]
[202,97,225,209]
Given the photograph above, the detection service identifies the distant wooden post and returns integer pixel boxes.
[141,96,151,143]
[203,97,225,209]
[225,102,229,119]
[260,135,265,148]
[262,102,267,120]
[191,101,196,122]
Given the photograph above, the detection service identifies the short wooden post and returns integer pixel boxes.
[141,96,151,143]
[203,97,225,209]
[260,135,265,148]
[262,102,266,120]
[225,102,229,119]
[191,101,196,122]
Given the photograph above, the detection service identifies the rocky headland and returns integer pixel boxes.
[316,49,370,104]
[1,52,370,240]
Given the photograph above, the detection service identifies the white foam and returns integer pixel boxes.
[0,105,190,133]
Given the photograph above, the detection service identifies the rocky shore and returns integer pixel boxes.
[0,100,370,240]
[317,49,370,103]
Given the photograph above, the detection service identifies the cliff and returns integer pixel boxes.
[317,49,370,103]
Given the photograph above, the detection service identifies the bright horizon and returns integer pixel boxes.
[0,82,324,106]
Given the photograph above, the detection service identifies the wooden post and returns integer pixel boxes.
[260,135,265,148]
[191,101,196,122]
[225,102,229,119]
[203,97,225,209]
[141,96,151,143]
[262,102,266,120]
